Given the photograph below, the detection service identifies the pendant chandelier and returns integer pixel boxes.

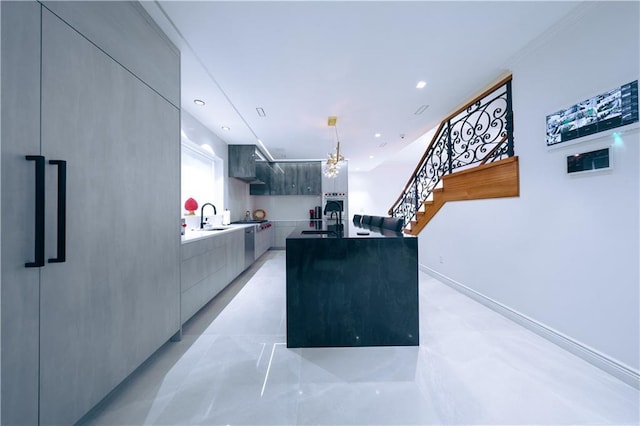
[324,116,345,178]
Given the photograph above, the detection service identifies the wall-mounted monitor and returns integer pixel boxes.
[567,147,611,174]
[547,80,638,147]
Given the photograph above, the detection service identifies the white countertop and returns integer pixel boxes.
[181,223,254,244]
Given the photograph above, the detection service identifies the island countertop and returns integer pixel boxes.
[286,220,413,240]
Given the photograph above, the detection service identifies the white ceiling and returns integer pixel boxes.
[142,1,581,171]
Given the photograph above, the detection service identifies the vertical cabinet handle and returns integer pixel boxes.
[25,155,45,268]
[48,160,66,263]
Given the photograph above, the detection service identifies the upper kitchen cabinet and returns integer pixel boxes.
[269,162,296,195]
[228,144,262,182]
[296,162,322,195]
[249,162,271,195]
[250,161,321,196]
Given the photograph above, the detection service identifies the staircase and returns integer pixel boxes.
[406,156,519,235]
[389,74,520,234]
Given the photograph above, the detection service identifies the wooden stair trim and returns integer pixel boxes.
[441,156,519,202]
[406,156,519,234]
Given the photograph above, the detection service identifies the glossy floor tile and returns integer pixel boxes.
[82,250,639,425]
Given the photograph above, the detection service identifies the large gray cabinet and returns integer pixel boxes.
[1,2,180,425]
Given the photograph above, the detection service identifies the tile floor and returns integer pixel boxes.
[81,250,639,425]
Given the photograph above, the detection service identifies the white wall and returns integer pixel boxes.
[227,178,251,222]
[251,195,322,221]
[420,1,639,372]
[349,162,416,220]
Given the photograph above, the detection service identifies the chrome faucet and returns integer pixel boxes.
[200,203,217,229]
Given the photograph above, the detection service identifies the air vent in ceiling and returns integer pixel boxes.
[414,105,429,115]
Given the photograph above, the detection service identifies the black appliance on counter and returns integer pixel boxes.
[324,200,344,236]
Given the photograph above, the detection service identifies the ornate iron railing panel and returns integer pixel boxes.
[389,76,514,227]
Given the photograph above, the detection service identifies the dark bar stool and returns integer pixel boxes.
[369,216,384,228]
[382,217,404,232]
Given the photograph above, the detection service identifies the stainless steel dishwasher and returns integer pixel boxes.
[244,225,255,269]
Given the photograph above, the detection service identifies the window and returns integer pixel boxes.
[181,141,222,216]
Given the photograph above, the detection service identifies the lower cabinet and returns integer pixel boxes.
[255,226,273,260]
[272,221,305,249]
[180,229,244,323]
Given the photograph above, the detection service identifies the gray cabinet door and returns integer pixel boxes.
[249,162,270,195]
[268,163,287,195]
[296,162,322,195]
[270,163,299,195]
[228,145,257,180]
[1,2,42,424]
[283,163,299,195]
[36,10,180,425]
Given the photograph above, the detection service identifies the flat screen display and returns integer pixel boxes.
[567,148,610,174]
[546,80,638,147]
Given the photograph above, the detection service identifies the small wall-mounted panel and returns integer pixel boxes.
[567,147,611,174]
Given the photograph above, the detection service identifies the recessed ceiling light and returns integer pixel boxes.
[194,99,205,106]
[369,155,374,159]
[416,81,427,89]
[221,126,231,131]
[374,133,381,138]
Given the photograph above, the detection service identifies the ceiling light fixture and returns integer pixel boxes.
[221,126,230,131]
[193,99,205,106]
[416,81,427,89]
[375,133,381,138]
[324,116,345,178]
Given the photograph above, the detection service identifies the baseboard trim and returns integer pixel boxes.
[420,264,640,390]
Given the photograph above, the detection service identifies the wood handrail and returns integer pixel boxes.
[388,73,513,215]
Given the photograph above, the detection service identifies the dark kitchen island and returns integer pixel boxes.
[285,222,418,348]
